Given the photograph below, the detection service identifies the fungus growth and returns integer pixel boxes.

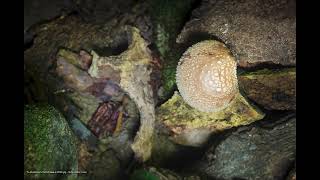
[176,40,238,112]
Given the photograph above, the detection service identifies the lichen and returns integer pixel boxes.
[156,91,264,145]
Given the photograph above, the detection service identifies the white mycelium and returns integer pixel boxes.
[176,40,238,112]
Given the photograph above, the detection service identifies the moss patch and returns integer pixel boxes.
[151,0,196,96]
[24,104,78,179]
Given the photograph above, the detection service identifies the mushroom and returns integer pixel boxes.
[176,40,238,112]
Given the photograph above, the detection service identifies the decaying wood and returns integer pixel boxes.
[24,14,160,163]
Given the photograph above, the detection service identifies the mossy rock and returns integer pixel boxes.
[24,104,78,179]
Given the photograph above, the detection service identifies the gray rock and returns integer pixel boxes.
[196,114,296,180]
[131,167,201,180]
[177,0,296,67]
[24,0,74,47]
[238,68,296,110]
[24,0,73,31]
[85,149,121,180]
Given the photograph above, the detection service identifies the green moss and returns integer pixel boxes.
[24,104,78,179]
[150,0,196,96]
[151,0,193,56]
[162,67,176,93]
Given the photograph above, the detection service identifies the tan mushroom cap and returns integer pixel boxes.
[176,40,239,112]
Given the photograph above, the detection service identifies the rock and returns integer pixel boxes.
[157,91,264,146]
[24,15,116,103]
[57,49,92,71]
[69,117,99,154]
[149,132,181,166]
[122,2,154,44]
[24,0,74,32]
[56,55,94,91]
[24,0,74,48]
[239,68,296,110]
[130,167,201,180]
[74,0,136,24]
[78,142,93,175]
[24,31,34,48]
[84,149,121,180]
[196,114,296,180]
[24,104,78,179]
[66,91,101,124]
[177,0,296,67]
[149,130,193,167]
[77,141,123,180]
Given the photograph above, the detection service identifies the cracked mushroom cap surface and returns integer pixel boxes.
[176,40,239,112]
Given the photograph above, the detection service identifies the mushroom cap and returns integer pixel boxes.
[176,40,239,112]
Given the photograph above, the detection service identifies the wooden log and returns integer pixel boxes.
[24,12,162,163]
